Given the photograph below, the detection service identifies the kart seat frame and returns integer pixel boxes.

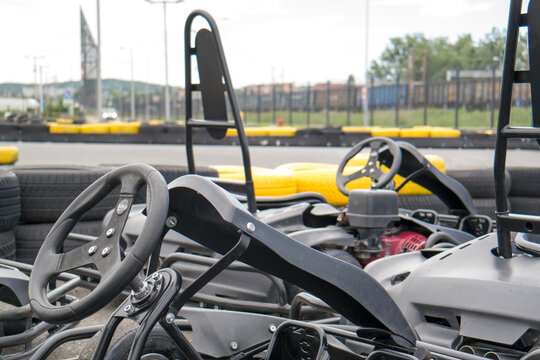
[494,0,540,258]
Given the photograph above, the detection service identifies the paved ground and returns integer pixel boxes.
[2,141,540,169]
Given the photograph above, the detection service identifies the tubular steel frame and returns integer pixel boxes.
[495,0,540,258]
[184,10,257,213]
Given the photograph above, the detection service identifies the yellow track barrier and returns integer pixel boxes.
[0,147,18,165]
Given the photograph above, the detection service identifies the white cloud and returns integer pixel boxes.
[0,0,520,87]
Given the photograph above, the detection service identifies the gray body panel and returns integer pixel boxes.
[365,233,540,347]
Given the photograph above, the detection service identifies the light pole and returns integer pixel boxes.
[145,0,183,122]
[97,0,102,122]
[25,55,44,115]
[363,0,370,127]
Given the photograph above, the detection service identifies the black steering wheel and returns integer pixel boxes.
[29,164,169,324]
[336,137,402,196]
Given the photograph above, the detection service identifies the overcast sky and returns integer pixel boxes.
[0,0,528,87]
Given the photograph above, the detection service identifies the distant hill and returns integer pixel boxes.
[0,79,171,97]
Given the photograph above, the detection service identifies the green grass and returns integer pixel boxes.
[239,106,533,129]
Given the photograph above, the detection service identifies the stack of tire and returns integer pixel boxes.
[446,169,511,219]
[0,170,20,260]
[11,167,115,264]
[398,168,510,219]
[507,168,540,216]
[10,165,219,264]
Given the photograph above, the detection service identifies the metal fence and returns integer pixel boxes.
[110,75,532,128]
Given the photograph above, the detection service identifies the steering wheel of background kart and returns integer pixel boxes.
[29,164,169,324]
[336,136,402,196]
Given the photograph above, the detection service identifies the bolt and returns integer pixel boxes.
[246,222,255,232]
[268,324,277,333]
[116,199,129,215]
[124,304,134,315]
[230,341,239,351]
[106,228,116,238]
[165,312,175,324]
[151,272,162,282]
[101,247,111,257]
[88,246,98,256]
[165,216,177,228]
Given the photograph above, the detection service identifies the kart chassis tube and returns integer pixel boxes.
[162,251,288,306]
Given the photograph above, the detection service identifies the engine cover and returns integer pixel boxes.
[346,189,399,229]
[365,233,540,348]
[381,231,427,255]
[364,231,427,266]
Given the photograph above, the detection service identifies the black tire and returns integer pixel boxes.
[14,221,102,264]
[0,170,20,231]
[509,197,540,215]
[447,169,511,198]
[398,195,449,214]
[508,168,540,197]
[13,167,119,223]
[79,322,182,360]
[0,230,16,260]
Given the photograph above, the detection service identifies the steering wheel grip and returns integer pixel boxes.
[29,164,169,324]
[336,137,402,196]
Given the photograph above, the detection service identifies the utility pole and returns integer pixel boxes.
[145,0,183,122]
[130,48,135,121]
[97,0,102,122]
[26,55,44,115]
[363,0,369,126]
[39,65,44,114]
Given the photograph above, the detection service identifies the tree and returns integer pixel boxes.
[370,27,529,82]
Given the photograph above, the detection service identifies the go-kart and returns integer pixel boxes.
[117,134,490,307]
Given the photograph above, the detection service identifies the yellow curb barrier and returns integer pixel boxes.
[0,147,18,165]
[49,124,80,134]
[400,127,431,138]
[370,127,400,137]
[267,126,297,136]
[429,127,461,137]
[148,120,164,126]
[56,118,74,124]
[109,122,140,134]
[226,127,271,137]
[80,123,110,134]
[342,126,374,133]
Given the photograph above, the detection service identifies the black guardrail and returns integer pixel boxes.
[1,123,538,149]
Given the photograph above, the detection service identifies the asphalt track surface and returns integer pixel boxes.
[4,141,540,169]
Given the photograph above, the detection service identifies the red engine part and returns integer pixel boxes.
[364,231,427,266]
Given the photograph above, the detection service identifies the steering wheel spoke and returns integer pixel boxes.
[29,164,169,324]
[336,137,402,196]
[56,244,100,274]
[344,168,368,183]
